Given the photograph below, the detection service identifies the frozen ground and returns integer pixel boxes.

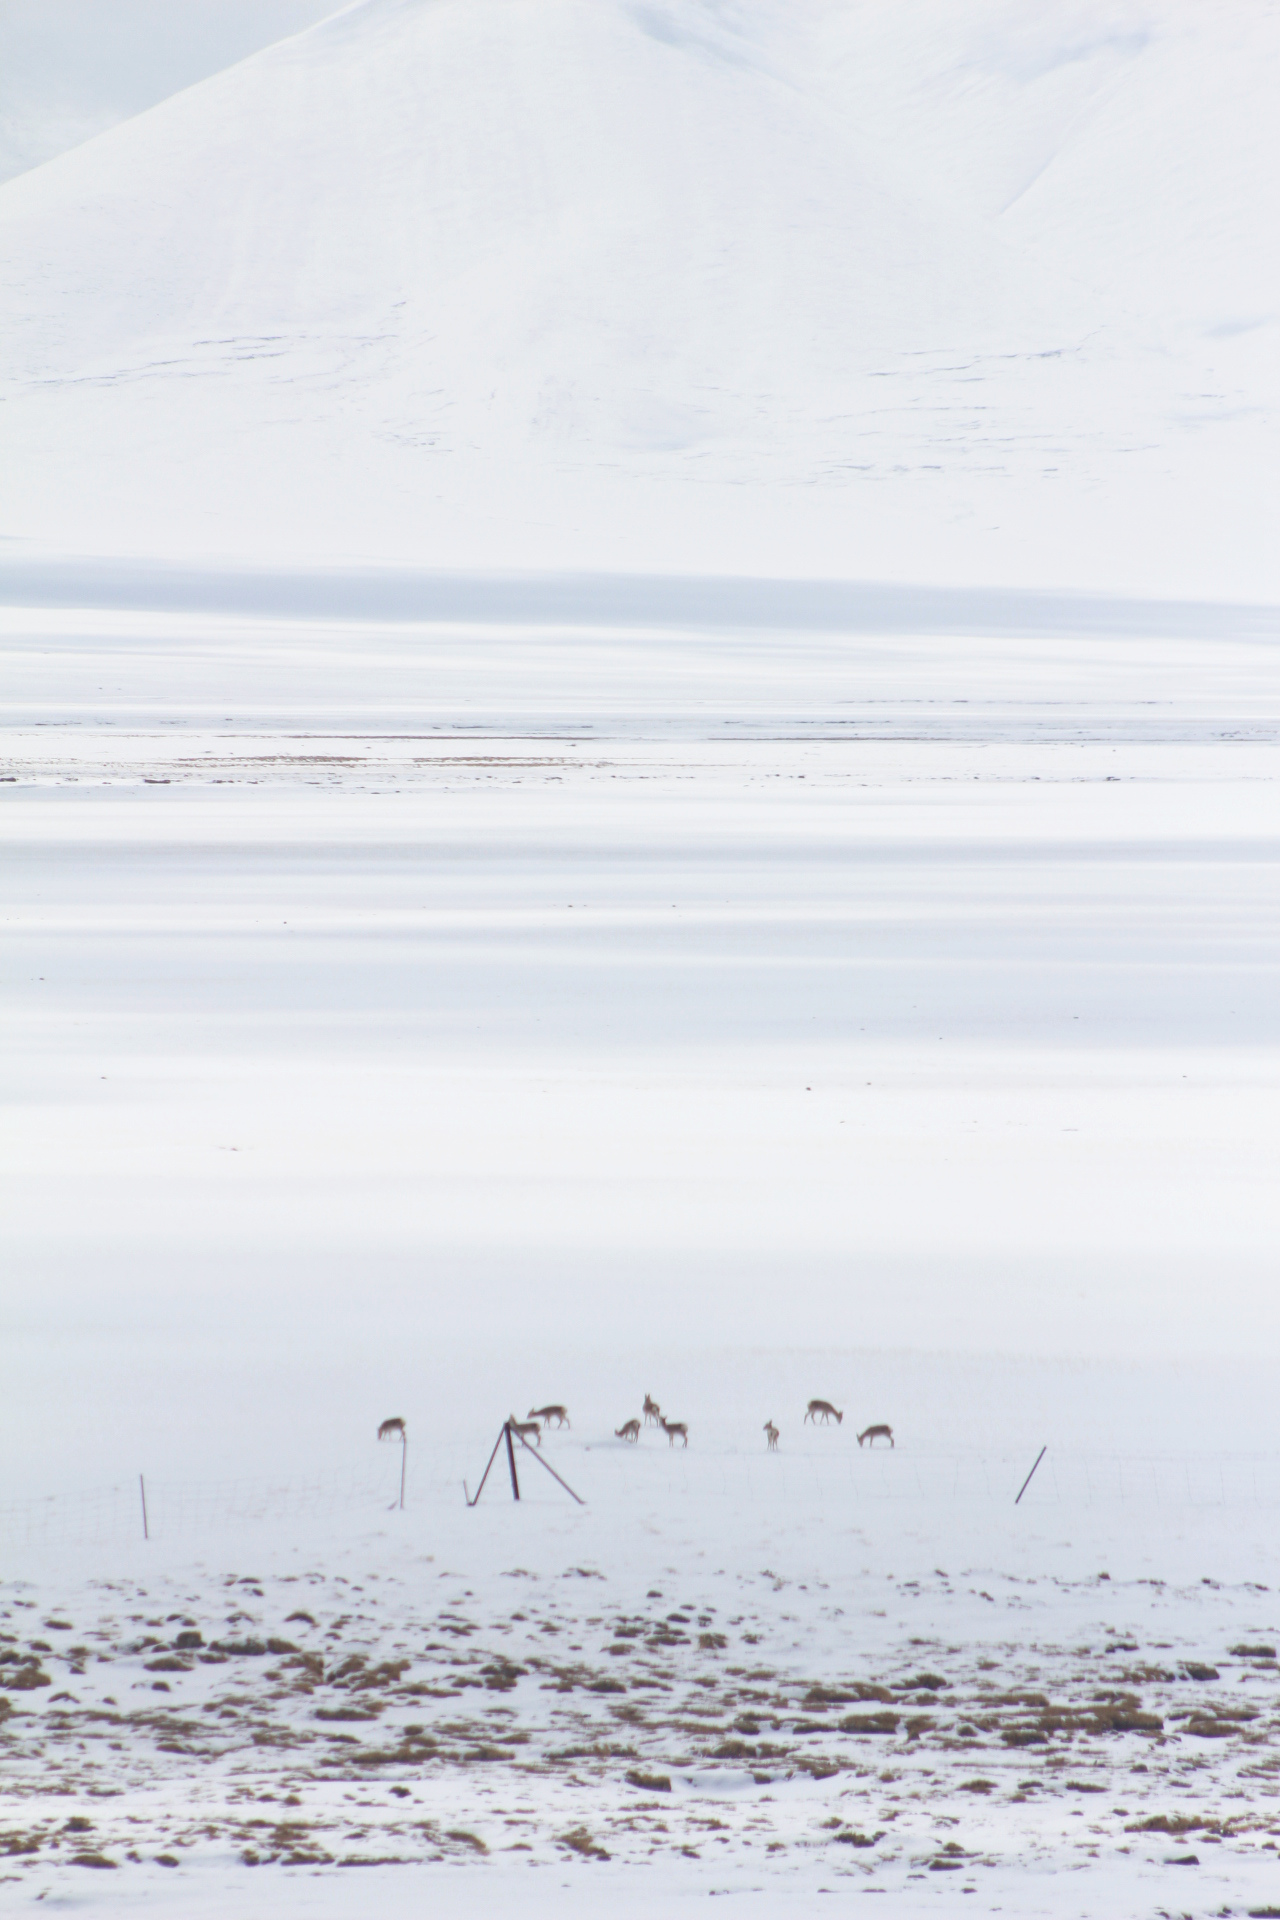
[3,563,1280,1912]
[7,1453,1280,1918]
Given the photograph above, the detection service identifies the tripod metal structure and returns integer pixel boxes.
[464,1421,585,1507]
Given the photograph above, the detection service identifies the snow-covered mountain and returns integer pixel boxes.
[1,0,1276,591]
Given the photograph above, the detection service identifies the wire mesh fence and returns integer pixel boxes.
[568,1448,1280,1513]
[0,1469,402,1552]
[761,1449,1280,1509]
[5,1446,1280,1552]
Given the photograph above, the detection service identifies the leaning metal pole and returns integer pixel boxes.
[1015,1446,1047,1506]
[464,1426,507,1507]
[512,1426,585,1505]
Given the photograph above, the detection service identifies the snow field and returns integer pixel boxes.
[6,1457,1280,1916]
[3,567,1279,1917]
[5,575,1280,1462]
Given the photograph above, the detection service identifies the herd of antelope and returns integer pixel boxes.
[614,1393,688,1447]
[459,1396,893,1451]
[382,1400,892,1451]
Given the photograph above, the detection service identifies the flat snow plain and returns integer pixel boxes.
[4,564,1280,1914]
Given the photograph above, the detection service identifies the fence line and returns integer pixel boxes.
[5,1449,1280,1550]
[0,1468,403,1551]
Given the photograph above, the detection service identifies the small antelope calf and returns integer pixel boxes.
[377,1417,406,1441]
[764,1420,779,1451]
[615,1419,641,1443]
[643,1394,662,1425]
[507,1415,541,1446]
[857,1424,894,1448]
[529,1404,570,1428]
[805,1399,843,1425]
[659,1416,688,1448]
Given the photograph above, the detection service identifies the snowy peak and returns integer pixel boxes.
[0,0,1275,589]
[0,0,1090,397]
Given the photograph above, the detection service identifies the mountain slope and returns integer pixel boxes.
[0,0,1275,591]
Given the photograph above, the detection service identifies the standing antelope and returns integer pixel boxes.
[764,1420,779,1451]
[507,1414,541,1446]
[659,1416,688,1448]
[615,1419,641,1443]
[805,1399,843,1425]
[857,1424,894,1448]
[529,1404,570,1428]
[377,1417,406,1441]
[643,1394,662,1426]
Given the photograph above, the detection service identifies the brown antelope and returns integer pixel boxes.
[529,1404,570,1428]
[805,1399,843,1425]
[507,1414,541,1446]
[615,1419,641,1443]
[377,1417,406,1441]
[659,1416,688,1448]
[643,1394,662,1426]
[858,1424,894,1448]
[764,1420,779,1451]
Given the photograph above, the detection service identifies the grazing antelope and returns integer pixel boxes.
[805,1399,843,1425]
[643,1394,662,1426]
[659,1416,688,1448]
[507,1415,541,1446]
[377,1417,406,1441]
[764,1420,779,1451]
[615,1419,641,1443]
[529,1404,570,1428]
[858,1424,894,1448]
